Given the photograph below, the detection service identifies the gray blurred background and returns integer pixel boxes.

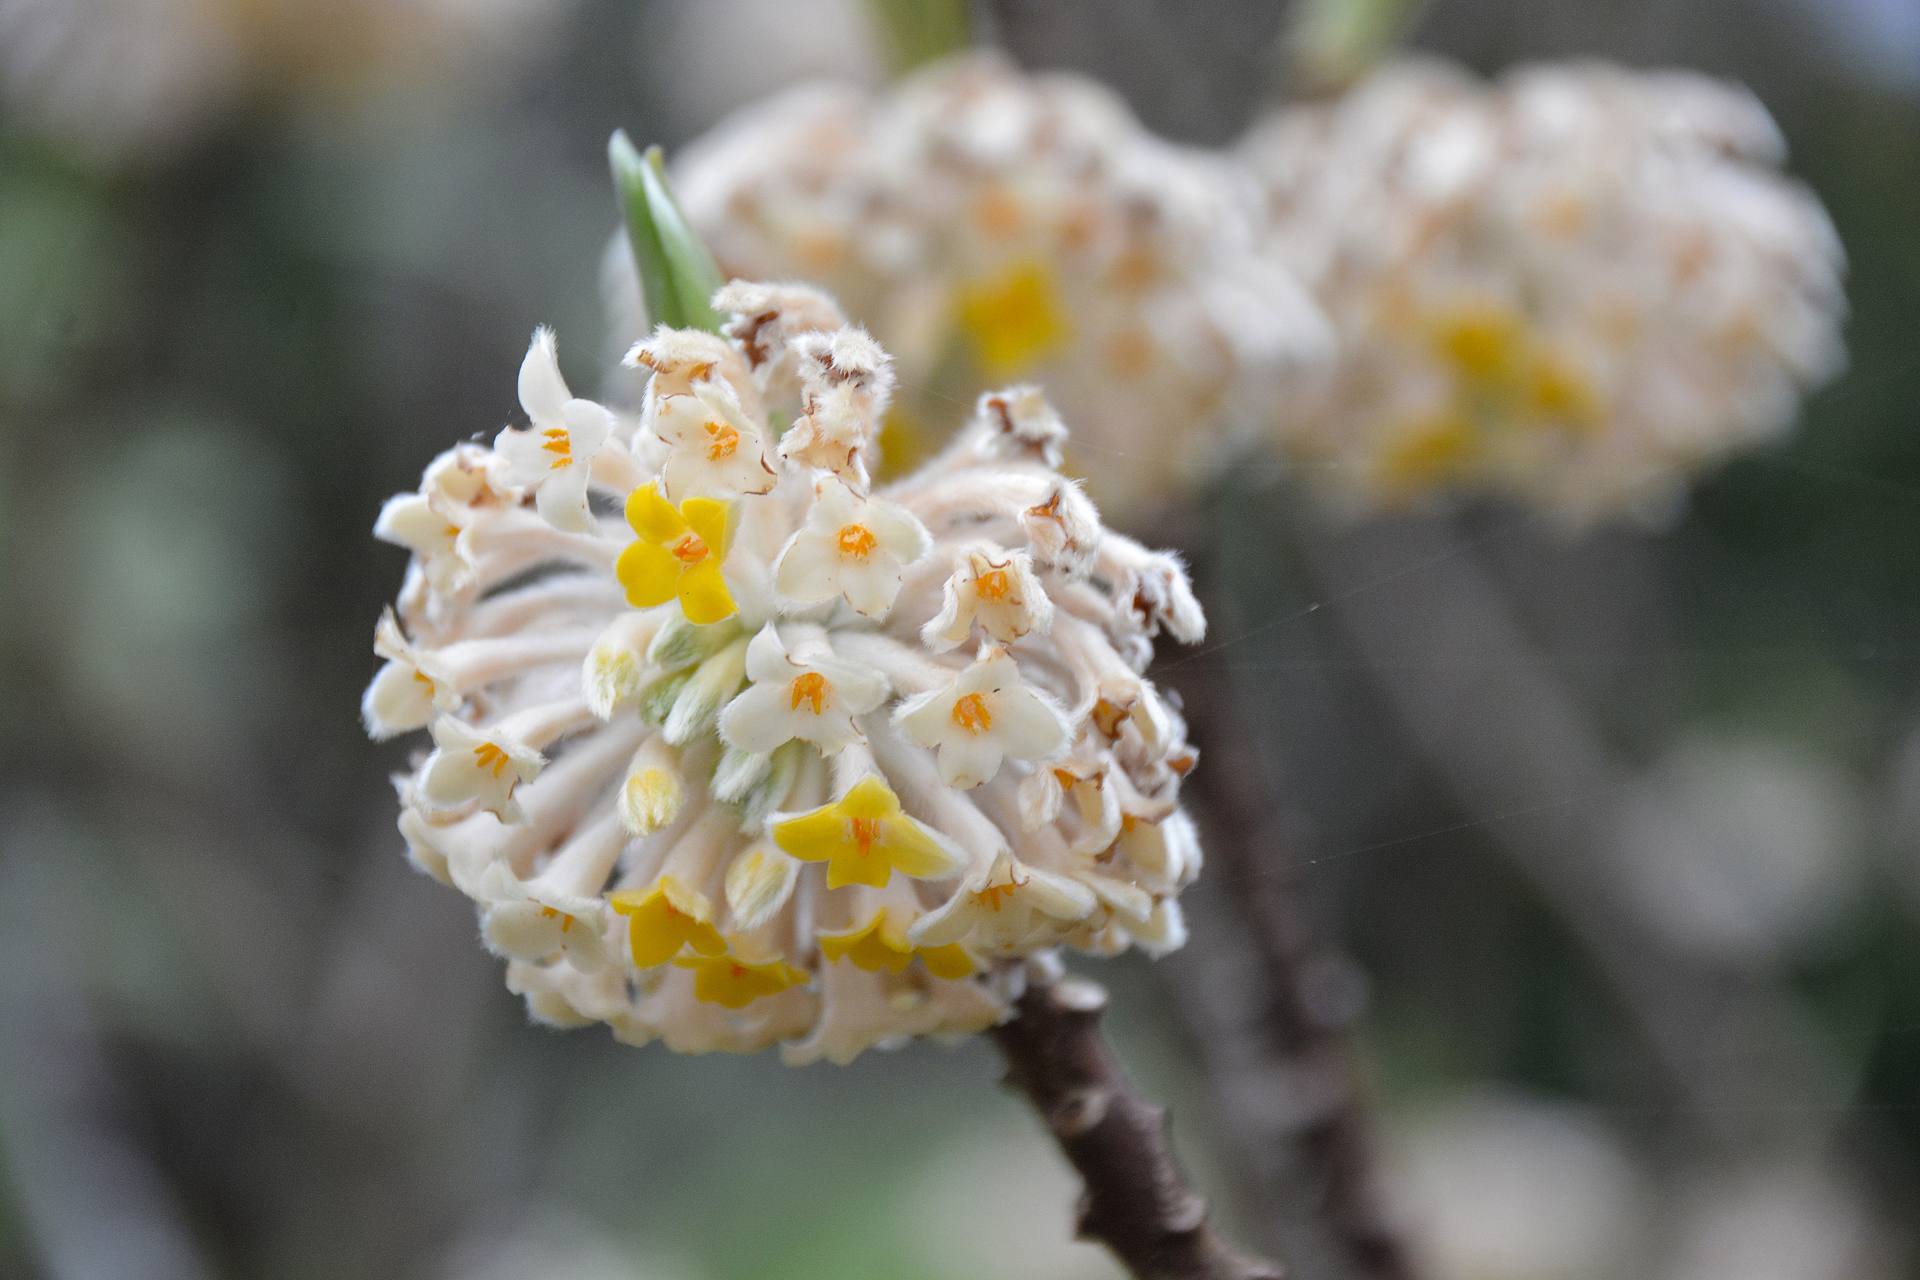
[2,1,1918,1277]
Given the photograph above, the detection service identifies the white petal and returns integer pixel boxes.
[773,531,839,604]
[838,557,902,618]
[563,397,614,456]
[937,735,1004,789]
[362,662,435,739]
[518,326,570,425]
[992,687,1071,761]
[534,462,594,533]
[718,684,802,755]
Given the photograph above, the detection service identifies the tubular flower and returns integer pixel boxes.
[1242,59,1847,525]
[367,281,1208,1061]
[615,52,1330,515]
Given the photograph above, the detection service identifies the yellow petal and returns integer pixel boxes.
[954,261,1071,377]
[818,914,912,973]
[771,807,849,864]
[873,818,964,881]
[677,954,808,1008]
[826,848,895,891]
[617,542,681,608]
[625,482,686,544]
[680,497,731,559]
[836,775,902,822]
[676,559,738,625]
[917,942,976,980]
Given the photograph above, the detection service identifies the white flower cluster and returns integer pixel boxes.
[366,281,1206,1062]
[1243,59,1846,524]
[636,52,1329,514]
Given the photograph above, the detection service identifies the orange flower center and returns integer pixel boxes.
[541,426,572,469]
[975,568,1011,601]
[670,532,709,565]
[789,671,828,714]
[850,816,881,857]
[703,420,740,461]
[473,742,510,777]
[836,523,877,559]
[950,693,993,734]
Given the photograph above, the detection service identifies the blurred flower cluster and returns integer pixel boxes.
[647,50,1845,527]
[369,280,1204,1061]
[1245,59,1847,523]
[637,52,1330,514]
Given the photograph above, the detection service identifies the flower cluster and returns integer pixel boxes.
[367,281,1206,1061]
[1243,59,1846,524]
[625,52,1328,514]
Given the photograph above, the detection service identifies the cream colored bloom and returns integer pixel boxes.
[895,647,1071,788]
[1243,59,1846,524]
[718,624,889,755]
[494,328,619,532]
[367,280,1207,1060]
[625,53,1330,514]
[772,478,930,617]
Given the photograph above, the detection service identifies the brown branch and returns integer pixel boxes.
[991,972,1286,1280]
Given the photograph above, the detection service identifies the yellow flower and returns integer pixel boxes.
[771,775,966,890]
[954,261,1071,377]
[616,483,737,624]
[816,910,975,979]
[607,877,727,969]
[675,953,809,1008]
[1378,410,1480,493]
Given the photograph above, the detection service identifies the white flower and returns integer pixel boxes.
[479,865,612,974]
[493,328,617,533]
[773,479,931,617]
[418,715,546,823]
[909,853,1097,955]
[653,384,777,500]
[719,625,889,755]
[361,609,456,739]
[368,283,1208,1060]
[922,544,1053,650]
[895,647,1070,788]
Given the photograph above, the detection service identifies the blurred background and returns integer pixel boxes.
[2,1,1918,1277]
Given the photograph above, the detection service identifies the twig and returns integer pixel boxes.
[992,972,1286,1280]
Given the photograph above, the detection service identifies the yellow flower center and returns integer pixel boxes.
[836,523,877,559]
[703,420,740,461]
[538,906,577,932]
[975,568,1011,601]
[951,692,992,734]
[540,426,572,470]
[670,532,710,565]
[789,671,828,714]
[850,816,881,857]
[472,742,509,777]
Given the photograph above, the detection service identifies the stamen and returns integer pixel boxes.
[473,742,510,776]
[703,421,741,460]
[950,692,992,734]
[850,816,881,857]
[789,671,829,714]
[836,523,877,559]
[670,532,709,565]
[975,568,1011,601]
[541,427,573,470]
